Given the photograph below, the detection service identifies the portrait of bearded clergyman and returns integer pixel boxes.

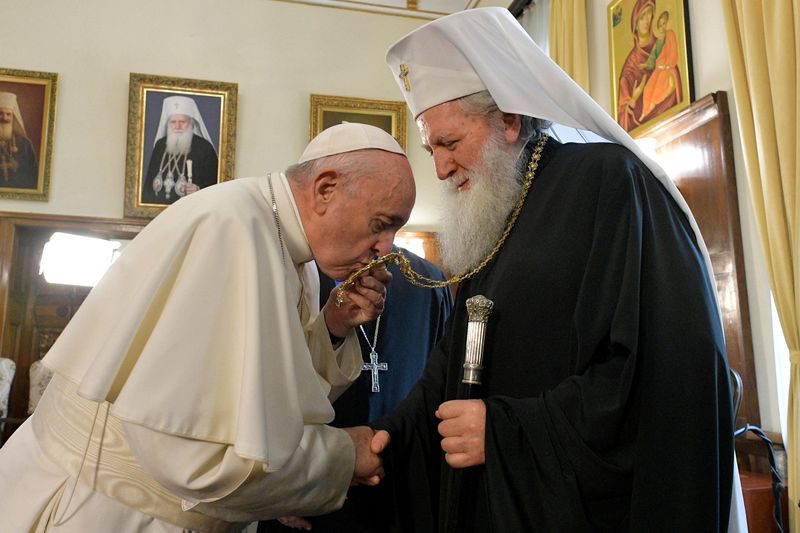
[141,94,219,205]
[0,91,37,189]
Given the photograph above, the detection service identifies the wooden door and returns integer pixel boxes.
[644,92,758,429]
[2,226,92,440]
[0,213,146,442]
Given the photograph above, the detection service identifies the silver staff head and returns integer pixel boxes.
[463,295,494,385]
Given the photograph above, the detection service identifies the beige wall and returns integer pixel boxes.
[0,0,441,228]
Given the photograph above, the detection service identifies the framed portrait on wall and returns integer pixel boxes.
[310,94,407,151]
[608,0,693,138]
[0,68,58,201]
[124,73,237,218]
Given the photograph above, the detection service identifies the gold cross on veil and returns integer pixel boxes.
[399,64,411,92]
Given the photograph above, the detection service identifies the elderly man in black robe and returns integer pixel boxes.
[142,95,219,205]
[352,7,745,533]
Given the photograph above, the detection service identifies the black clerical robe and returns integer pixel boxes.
[260,247,453,533]
[374,139,734,532]
[0,132,37,189]
[142,134,218,205]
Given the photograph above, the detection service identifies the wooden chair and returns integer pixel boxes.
[0,357,16,439]
[732,367,787,532]
[28,359,53,415]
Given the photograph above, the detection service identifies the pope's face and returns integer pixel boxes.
[311,151,415,281]
[168,114,192,134]
[0,108,12,124]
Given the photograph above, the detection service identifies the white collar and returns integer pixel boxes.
[264,172,313,266]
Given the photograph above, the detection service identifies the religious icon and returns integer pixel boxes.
[142,94,219,205]
[124,73,237,218]
[607,0,693,137]
[0,68,57,201]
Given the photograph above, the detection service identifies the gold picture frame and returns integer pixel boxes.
[310,94,407,151]
[124,73,238,218]
[608,0,693,138]
[0,68,58,201]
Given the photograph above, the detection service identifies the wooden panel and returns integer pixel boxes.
[740,471,789,533]
[646,92,758,428]
[396,230,444,273]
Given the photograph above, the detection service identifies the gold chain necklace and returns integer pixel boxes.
[335,133,548,307]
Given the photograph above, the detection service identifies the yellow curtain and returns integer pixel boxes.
[721,1,799,530]
[548,0,590,92]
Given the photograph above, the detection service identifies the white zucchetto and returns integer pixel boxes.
[298,122,405,164]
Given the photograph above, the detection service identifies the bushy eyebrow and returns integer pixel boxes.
[374,213,408,231]
[421,134,456,154]
[384,214,406,227]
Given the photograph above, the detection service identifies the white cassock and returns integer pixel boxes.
[0,174,363,532]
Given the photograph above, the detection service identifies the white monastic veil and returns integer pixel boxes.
[386,7,746,531]
[152,95,215,151]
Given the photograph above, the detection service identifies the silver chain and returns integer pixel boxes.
[267,173,306,319]
[359,314,381,354]
[266,173,285,265]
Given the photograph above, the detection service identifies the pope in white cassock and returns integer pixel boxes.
[0,122,416,532]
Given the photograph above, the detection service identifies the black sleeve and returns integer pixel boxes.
[483,152,733,532]
[191,137,219,189]
[369,338,451,532]
[141,141,164,204]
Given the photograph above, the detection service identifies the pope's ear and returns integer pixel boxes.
[310,170,340,215]
[501,113,522,145]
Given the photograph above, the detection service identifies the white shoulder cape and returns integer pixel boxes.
[44,175,358,470]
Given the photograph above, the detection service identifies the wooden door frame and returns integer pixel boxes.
[0,212,148,359]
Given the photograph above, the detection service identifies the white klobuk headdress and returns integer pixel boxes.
[385,7,713,306]
[0,91,27,137]
[153,95,214,152]
[299,122,405,163]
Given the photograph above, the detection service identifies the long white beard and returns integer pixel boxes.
[0,123,12,141]
[166,128,194,156]
[438,135,525,275]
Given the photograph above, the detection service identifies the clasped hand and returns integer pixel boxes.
[274,401,486,529]
[344,426,384,486]
[275,427,384,530]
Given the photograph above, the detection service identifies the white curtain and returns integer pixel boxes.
[722,1,800,529]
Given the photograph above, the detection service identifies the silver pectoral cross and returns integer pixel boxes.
[362,349,388,393]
